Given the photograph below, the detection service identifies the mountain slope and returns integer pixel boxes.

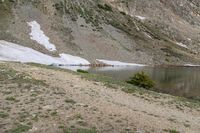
[0,0,200,65]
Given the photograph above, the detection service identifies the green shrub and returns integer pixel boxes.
[120,11,126,15]
[169,129,180,133]
[77,69,89,74]
[0,111,9,118]
[97,4,112,12]
[5,96,16,101]
[7,124,31,133]
[126,71,155,89]
[63,127,97,133]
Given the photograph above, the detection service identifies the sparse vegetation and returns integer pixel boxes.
[120,11,126,15]
[126,71,155,89]
[50,111,58,116]
[168,129,180,133]
[0,64,46,86]
[0,111,9,118]
[7,124,31,133]
[65,98,76,104]
[5,96,17,101]
[1,62,199,133]
[97,4,112,12]
[63,127,97,133]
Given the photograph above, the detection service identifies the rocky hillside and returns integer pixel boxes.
[1,0,200,65]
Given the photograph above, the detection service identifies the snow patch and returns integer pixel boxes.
[96,59,146,67]
[176,42,188,48]
[0,40,90,71]
[27,21,56,52]
[184,64,200,67]
[59,54,90,65]
[144,32,152,39]
[135,15,146,20]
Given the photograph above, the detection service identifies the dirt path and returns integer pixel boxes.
[1,62,200,133]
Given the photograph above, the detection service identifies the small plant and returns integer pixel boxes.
[63,127,97,133]
[97,4,112,12]
[126,71,155,89]
[5,96,16,101]
[77,69,89,74]
[7,124,31,133]
[169,129,180,133]
[75,113,83,119]
[120,11,126,15]
[0,111,9,118]
[50,111,57,116]
[65,99,76,104]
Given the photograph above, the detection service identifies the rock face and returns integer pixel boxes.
[0,0,200,65]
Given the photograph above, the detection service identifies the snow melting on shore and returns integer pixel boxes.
[27,21,56,52]
[184,64,200,67]
[96,59,146,67]
[0,40,90,67]
[135,15,146,20]
[176,42,188,49]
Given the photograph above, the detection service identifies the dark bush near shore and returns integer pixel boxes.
[127,71,155,89]
[77,69,89,74]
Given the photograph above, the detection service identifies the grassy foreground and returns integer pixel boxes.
[0,62,199,133]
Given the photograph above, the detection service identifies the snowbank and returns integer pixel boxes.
[96,59,146,67]
[0,40,90,67]
[184,64,200,67]
[176,42,188,48]
[135,15,146,20]
[59,54,90,65]
[27,21,56,52]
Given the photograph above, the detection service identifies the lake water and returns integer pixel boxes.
[86,66,200,100]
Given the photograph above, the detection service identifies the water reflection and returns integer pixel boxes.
[88,66,200,100]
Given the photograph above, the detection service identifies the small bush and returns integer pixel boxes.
[120,11,126,15]
[169,129,180,133]
[126,71,155,89]
[0,111,9,118]
[7,124,31,133]
[77,69,89,74]
[97,4,112,12]
[63,127,97,133]
[5,96,16,101]
[65,98,76,104]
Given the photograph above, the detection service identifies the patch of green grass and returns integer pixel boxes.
[97,4,112,12]
[168,129,180,133]
[0,111,9,118]
[5,96,17,101]
[77,69,89,74]
[120,11,126,15]
[27,63,73,73]
[6,124,31,133]
[170,96,200,109]
[0,64,46,86]
[32,115,39,122]
[18,111,30,122]
[65,98,76,104]
[75,113,83,119]
[50,111,57,116]
[63,127,97,133]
